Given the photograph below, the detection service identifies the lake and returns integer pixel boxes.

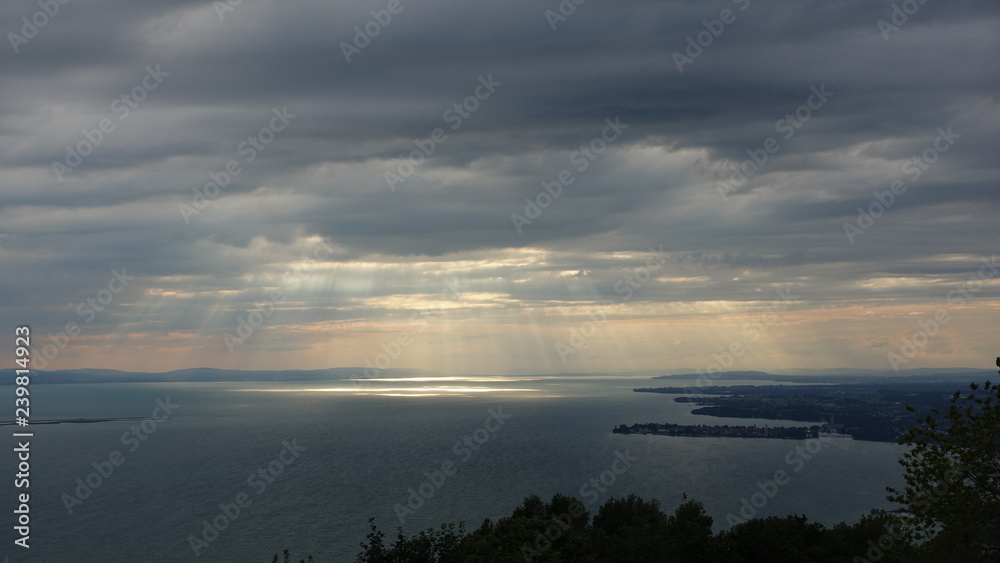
[1,376,905,562]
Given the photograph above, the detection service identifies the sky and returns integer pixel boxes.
[1,0,998,376]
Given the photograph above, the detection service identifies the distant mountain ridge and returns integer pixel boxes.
[0,367,433,384]
[651,368,995,384]
[0,366,992,384]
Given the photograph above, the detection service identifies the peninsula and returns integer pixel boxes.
[612,422,852,440]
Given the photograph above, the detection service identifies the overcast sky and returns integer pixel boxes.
[2,0,998,375]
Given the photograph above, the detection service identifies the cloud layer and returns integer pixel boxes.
[2,0,998,374]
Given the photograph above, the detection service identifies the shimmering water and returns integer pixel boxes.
[0,377,905,562]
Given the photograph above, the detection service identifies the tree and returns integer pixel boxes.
[269,549,314,563]
[886,360,1000,561]
[355,517,466,563]
[719,515,827,563]
[663,496,717,562]
[475,493,591,562]
[822,512,919,563]
[590,494,670,562]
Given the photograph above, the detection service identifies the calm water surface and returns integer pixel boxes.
[0,377,905,562]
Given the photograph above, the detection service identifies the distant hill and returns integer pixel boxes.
[652,370,773,379]
[0,367,436,384]
[1,366,992,385]
[651,369,995,384]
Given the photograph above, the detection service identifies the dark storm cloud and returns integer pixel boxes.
[1,0,998,360]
